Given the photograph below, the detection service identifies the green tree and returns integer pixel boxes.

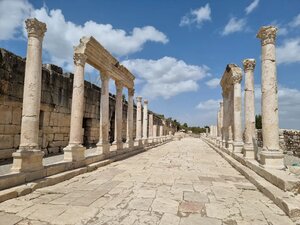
[255,114,262,129]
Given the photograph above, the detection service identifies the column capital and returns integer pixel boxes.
[25,18,47,39]
[243,59,256,72]
[136,96,142,102]
[115,80,123,91]
[231,73,242,85]
[128,88,135,96]
[74,53,87,67]
[144,99,148,104]
[100,72,110,82]
[257,26,277,46]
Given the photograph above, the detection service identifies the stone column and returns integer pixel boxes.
[257,26,283,168]
[126,88,134,148]
[243,59,256,159]
[232,70,243,153]
[97,72,110,155]
[63,53,87,162]
[153,125,157,142]
[113,80,123,150]
[206,128,209,137]
[148,114,153,142]
[159,125,163,142]
[222,94,228,148]
[135,96,142,145]
[11,18,47,172]
[142,100,148,144]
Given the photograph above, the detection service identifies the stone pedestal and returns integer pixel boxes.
[63,53,87,162]
[12,18,47,172]
[97,73,110,155]
[243,59,256,159]
[257,26,284,169]
[112,81,123,150]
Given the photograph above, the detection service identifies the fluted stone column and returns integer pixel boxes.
[257,26,284,168]
[126,88,134,148]
[232,71,243,153]
[63,53,87,162]
[243,59,256,159]
[148,114,153,143]
[12,18,47,172]
[142,100,148,144]
[135,96,142,146]
[113,81,123,150]
[97,73,110,155]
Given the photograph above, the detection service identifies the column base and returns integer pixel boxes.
[142,138,148,146]
[124,140,134,149]
[243,143,255,159]
[233,141,243,153]
[259,150,285,169]
[227,140,234,151]
[112,141,123,150]
[11,149,44,173]
[97,142,110,155]
[63,144,85,162]
[135,139,143,147]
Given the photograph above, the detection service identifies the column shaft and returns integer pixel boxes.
[135,96,142,141]
[97,73,110,154]
[113,81,123,149]
[243,59,256,159]
[232,72,243,153]
[126,88,134,148]
[142,100,148,140]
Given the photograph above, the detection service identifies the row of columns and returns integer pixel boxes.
[209,25,283,169]
[11,18,171,173]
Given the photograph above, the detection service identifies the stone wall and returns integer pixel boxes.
[256,129,300,156]
[0,48,168,160]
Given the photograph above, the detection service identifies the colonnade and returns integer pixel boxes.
[11,18,172,173]
[208,25,284,169]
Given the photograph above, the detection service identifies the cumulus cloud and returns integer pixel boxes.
[0,0,168,71]
[221,17,247,36]
[0,0,32,40]
[122,57,210,99]
[31,7,168,71]
[205,78,220,88]
[179,4,211,27]
[245,0,260,15]
[277,38,300,64]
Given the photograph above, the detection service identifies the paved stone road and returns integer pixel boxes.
[0,138,295,225]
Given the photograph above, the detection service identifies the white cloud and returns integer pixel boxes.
[0,1,168,71]
[221,17,247,36]
[277,38,300,64]
[196,99,221,110]
[0,0,32,40]
[245,0,260,15]
[179,4,211,27]
[289,13,300,27]
[30,7,168,71]
[205,78,220,88]
[122,57,210,99]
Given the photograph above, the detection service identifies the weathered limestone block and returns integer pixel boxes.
[0,105,12,125]
[0,135,14,149]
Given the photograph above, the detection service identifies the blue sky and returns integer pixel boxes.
[1,0,300,129]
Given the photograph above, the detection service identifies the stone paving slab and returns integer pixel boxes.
[0,138,296,225]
